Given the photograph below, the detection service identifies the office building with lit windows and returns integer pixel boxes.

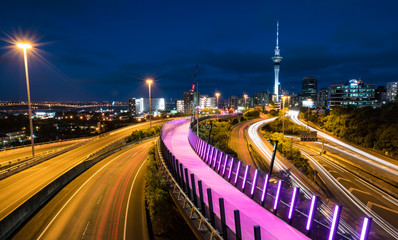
[386,82,398,102]
[329,79,377,108]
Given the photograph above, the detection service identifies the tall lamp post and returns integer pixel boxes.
[146,79,153,128]
[307,98,312,131]
[244,94,248,110]
[17,42,35,158]
[282,96,287,135]
[215,92,220,121]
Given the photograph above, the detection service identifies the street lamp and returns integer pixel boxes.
[307,98,312,131]
[244,94,248,109]
[17,42,35,158]
[282,96,288,135]
[215,92,220,121]
[146,79,153,128]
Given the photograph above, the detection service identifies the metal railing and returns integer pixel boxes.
[187,122,372,240]
[156,139,223,240]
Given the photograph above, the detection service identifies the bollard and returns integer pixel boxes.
[254,225,261,240]
[179,163,185,190]
[234,210,242,240]
[190,174,197,205]
[219,198,228,240]
[207,188,215,226]
[184,168,190,195]
[198,180,205,215]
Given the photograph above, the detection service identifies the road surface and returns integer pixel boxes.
[246,118,360,238]
[289,110,398,186]
[0,120,167,221]
[12,138,154,240]
[294,139,398,239]
[0,139,86,166]
[229,119,260,167]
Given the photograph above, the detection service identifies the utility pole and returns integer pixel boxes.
[194,64,199,136]
[197,83,199,137]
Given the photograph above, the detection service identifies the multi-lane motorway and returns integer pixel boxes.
[12,139,153,240]
[0,139,86,166]
[0,120,165,222]
[228,118,259,167]
[240,113,398,239]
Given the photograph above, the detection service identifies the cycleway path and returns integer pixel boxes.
[162,119,309,240]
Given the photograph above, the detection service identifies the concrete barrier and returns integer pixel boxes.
[0,136,156,240]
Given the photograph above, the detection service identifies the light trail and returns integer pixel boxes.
[289,111,398,176]
[247,118,357,237]
[297,145,398,239]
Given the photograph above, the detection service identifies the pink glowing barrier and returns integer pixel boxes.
[165,121,363,240]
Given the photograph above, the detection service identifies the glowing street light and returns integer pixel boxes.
[244,94,248,109]
[281,96,290,135]
[306,98,312,131]
[146,79,153,127]
[17,42,35,157]
[215,92,220,121]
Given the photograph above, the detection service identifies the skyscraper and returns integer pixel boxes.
[272,21,282,103]
[302,76,318,99]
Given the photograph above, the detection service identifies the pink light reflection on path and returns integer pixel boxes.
[162,119,309,240]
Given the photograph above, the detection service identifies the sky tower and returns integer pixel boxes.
[272,21,282,102]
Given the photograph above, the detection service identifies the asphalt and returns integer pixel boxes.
[228,119,260,167]
[0,139,85,166]
[12,139,154,240]
[0,120,166,221]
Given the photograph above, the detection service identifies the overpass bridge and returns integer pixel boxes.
[159,118,372,240]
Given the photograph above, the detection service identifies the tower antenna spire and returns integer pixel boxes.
[272,20,283,103]
[276,20,279,50]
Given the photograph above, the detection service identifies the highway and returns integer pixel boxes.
[289,110,398,186]
[246,118,360,238]
[246,113,398,239]
[0,139,87,166]
[0,120,167,222]
[229,118,260,167]
[12,139,153,240]
[295,142,398,238]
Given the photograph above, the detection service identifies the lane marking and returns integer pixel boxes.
[382,195,398,207]
[81,221,90,239]
[123,157,148,240]
[36,151,137,240]
[336,177,351,182]
[97,195,103,205]
[348,188,370,195]
[366,202,398,214]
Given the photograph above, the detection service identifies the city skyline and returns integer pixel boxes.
[1,1,398,101]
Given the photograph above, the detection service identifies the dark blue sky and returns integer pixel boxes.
[1,0,398,102]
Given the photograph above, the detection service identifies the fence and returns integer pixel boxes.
[185,122,372,240]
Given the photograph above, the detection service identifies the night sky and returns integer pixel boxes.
[1,0,398,102]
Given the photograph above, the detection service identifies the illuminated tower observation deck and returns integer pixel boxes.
[272,21,283,103]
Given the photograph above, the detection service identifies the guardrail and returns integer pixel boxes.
[156,139,223,240]
[0,139,92,180]
[160,120,285,240]
[186,122,372,240]
[0,135,157,240]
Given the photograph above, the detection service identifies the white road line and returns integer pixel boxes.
[36,151,137,240]
[123,157,147,240]
[97,195,103,205]
[81,221,90,239]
